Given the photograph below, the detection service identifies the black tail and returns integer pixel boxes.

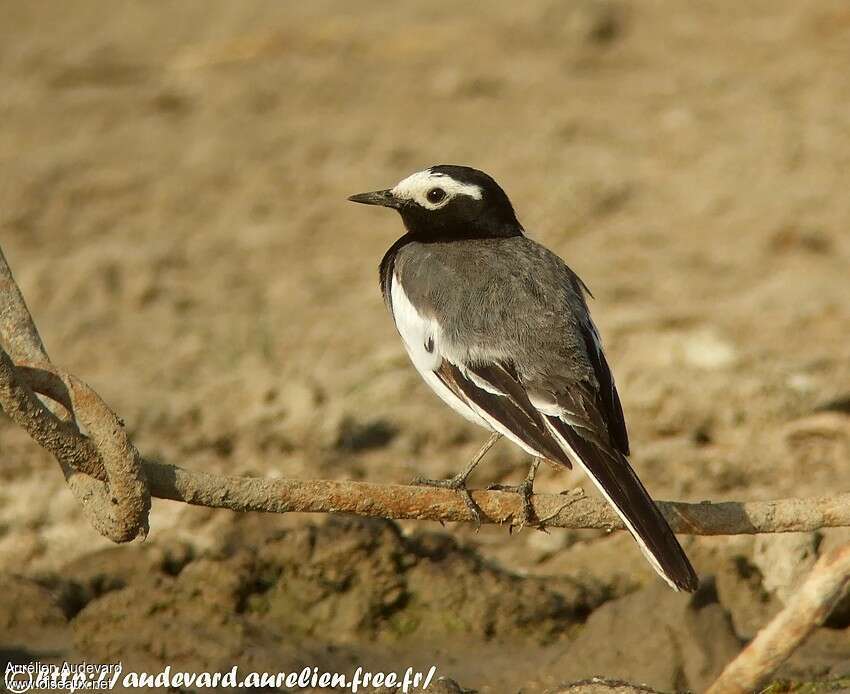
[547,417,698,592]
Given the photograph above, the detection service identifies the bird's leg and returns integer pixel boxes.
[488,457,541,531]
[411,431,502,528]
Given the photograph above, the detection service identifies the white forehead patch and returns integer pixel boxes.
[391,169,483,210]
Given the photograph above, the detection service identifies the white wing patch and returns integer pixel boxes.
[390,274,550,459]
[390,275,485,426]
[391,169,483,210]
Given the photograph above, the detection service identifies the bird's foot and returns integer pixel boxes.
[488,457,543,532]
[411,473,484,529]
[488,478,539,532]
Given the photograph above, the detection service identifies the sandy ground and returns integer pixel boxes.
[1,1,850,691]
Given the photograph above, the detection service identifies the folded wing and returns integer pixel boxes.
[434,356,697,593]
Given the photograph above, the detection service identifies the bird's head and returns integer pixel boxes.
[348,165,523,240]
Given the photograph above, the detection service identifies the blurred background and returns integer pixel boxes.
[1,1,849,691]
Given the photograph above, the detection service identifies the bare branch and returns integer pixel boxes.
[1,247,149,542]
[2,243,850,541]
[0,246,51,368]
[0,347,149,542]
[139,461,850,534]
[61,373,150,542]
[707,542,850,694]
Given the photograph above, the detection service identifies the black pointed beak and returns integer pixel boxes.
[347,189,402,209]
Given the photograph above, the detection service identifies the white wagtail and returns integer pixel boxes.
[348,165,698,592]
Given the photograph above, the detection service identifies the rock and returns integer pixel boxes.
[547,680,667,694]
[550,581,740,692]
[435,678,477,694]
[370,676,473,694]
[752,533,818,605]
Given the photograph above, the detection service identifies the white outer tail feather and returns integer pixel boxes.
[543,418,681,591]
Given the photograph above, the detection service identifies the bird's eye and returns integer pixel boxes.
[426,188,447,204]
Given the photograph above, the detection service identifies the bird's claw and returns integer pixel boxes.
[410,474,484,530]
[487,480,540,532]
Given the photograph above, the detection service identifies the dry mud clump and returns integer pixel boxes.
[66,518,593,675]
[2,518,847,691]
